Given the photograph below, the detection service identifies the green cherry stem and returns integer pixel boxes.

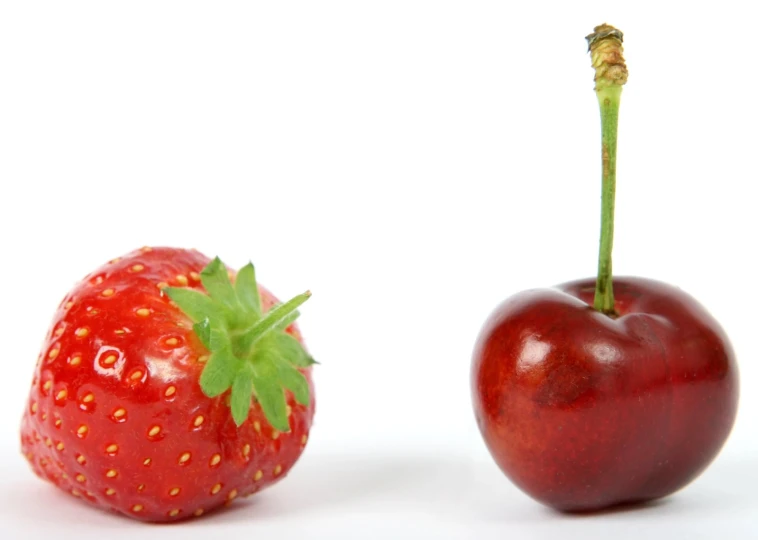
[586,24,628,315]
[595,87,620,314]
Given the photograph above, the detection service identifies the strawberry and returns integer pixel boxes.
[20,246,315,522]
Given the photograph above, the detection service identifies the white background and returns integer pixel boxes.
[1,1,756,538]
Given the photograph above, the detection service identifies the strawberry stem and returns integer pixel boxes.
[236,291,311,355]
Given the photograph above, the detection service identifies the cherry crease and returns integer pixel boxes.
[471,276,739,511]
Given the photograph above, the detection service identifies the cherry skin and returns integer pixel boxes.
[471,277,739,511]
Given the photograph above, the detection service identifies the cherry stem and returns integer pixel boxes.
[594,87,620,314]
[586,24,628,315]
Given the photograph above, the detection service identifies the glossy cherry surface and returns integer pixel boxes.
[471,277,739,511]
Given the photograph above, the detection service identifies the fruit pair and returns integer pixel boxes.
[21,24,738,521]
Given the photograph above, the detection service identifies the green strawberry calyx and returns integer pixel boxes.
[164,257,315,431]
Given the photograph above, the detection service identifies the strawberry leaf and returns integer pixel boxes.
[200,257,239,314]
[200,349,237,397]
[273,333,316,368]
[164,287,223,323]
[209,326,233,352]
[169,256,314,432]
[193,319,212,348]
[251,358,290,432]
[235,263,262,316]
[230,365,254,426]
[275,360,310,406]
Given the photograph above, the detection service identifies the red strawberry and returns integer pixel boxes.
[20,246,315,522]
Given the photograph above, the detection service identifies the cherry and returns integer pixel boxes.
[470,24,739,512]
